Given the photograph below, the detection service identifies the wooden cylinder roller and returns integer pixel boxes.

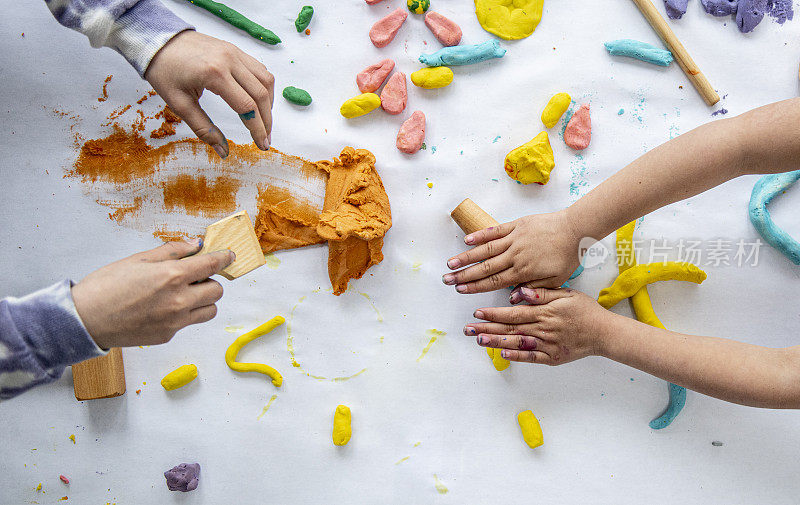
[450,198,499,235]
[72,348,126,400]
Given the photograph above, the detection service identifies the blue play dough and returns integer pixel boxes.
[649,383,687,430]
[748,170,800,265]
[604,39,674,67]
[561,264,585,288]
[419,40,506,67]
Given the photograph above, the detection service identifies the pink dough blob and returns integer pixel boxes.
[369,8,408,48]
[356,59,395,93]
[424,12,462,46]
[397,111,426,154]
[380,72,407,115]
[564,104,592,151]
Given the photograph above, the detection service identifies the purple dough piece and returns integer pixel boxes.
[700,0,738,16]
[663,0,689,19]
[164,463,200,492]
[767,0,794,24]
[736,0,767,32]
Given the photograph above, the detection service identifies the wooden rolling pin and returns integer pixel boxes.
[450,198,499,235]
[630,0,720,106]
[72,210,265,401]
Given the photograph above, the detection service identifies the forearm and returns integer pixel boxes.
[598,311,800,408]
[567,98,800,241]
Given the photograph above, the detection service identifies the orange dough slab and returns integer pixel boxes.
[424,11,462,46]
[396,111,426,154]
[357,59,395,93]
[369,8,408,48]
[380,72,407,115]
[564,104,592,151]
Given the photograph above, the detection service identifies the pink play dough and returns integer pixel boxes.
[424,12,462,47]
[564,104,591,151]
[365,0,385,4]
[369,8,408,48]
[380,72,407,115]
[397,111,426,154]
[357,59,395,93]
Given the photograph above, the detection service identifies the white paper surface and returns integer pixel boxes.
[2,0,800,503]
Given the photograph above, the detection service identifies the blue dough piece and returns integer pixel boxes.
[701,0,738,16]
[748,170,800,265]
[649,383,687,430]
[419,40,506,67]
[663,0,689,19]
[560,264,585,288]
[604,39,674,67]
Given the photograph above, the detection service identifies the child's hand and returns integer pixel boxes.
[71,240,234,349]
[145,31,275,157]
[464,287,609,364]
[443,211,581,295]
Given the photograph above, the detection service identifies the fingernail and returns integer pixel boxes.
[464,234,475,245]
[455,284,467,293]
[477,335,486,345]
[474,310,484,319]
[229,250,237,262]
[260,137,270,151]
[501,350,509,358]
[509,291,521,304]
[442,273,455,285]
[464,326,476,336]
[212,143,228,159]
[447,258,461,269]
[266,133,272,148]
[521,287,538,299]
[191,237,203,249]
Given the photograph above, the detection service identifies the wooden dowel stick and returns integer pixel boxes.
[630,0,720,106]
[450,198,499,235]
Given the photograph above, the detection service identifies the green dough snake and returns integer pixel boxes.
[186,0,281,45]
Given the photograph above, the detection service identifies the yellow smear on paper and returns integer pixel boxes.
[395,456,410,465]
[225,325,245,333]
[417,329,446,362]
[264,253,281,269]
[257,394,278,420]
[433,474,448,494]
[68,435,75,444]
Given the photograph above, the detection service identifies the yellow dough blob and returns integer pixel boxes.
[598,262,707,309]
[225,316,285,387]
[410,67,454,89]
[486,347,510,371]
[541,92,571,128]
[475,0,545,40]
[332,404,352,446]
[160,364,198,391]
[517,410,543,449]
[340,93,382,118]
[504,131,555,185]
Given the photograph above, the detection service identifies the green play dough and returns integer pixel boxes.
[186,0,281,44]
[282,86,312,106]
[407,0,430,13]
[295,6,314,32]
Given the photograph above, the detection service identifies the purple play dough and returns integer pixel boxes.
[767,0,794,24]
[701,0,738,16]
[663,0,689,18]
[164,463,200,492]
[736,0,767,32]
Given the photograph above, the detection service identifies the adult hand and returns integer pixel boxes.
[71,240,233,349]
[145,31,275,158]
[443,210,582,297]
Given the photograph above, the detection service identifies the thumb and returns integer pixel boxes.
[166,93,230,159]
[136,239,202,262]
[513,286,572,306]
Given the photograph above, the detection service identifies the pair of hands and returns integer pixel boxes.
[444,211,609,365]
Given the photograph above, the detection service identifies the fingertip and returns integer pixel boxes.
[446,258,461,270]
[464,234,475,245]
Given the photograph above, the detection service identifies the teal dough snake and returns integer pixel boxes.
[749,170,800,265]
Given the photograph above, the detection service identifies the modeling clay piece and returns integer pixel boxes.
[475,0,544,40]
[295,6,314,32]
[224,316,285,387]
[366,0,385,4]
[410,67,454,88]
[604,39,674,67]
[397,111,426,154]
[701,0,738,15]
[332,405,352,446]
[517,410,543,449]
[663,0,689,19]
[357,59,396,93]
[748,170,800,264]
[737,0,767,32]
[184,0,281,45]
[564,104,592,151]
[340,93,382,118]
[504,131,555,185]
[407,0,430,14]
[160,364,198,391]
[164,463,200,492]
[380,72,408,114]
[541,92,571,128]
[282,86,312,106]
[486,347,510,371]
[369,8,408,48]
[616,222,687,429]
[424,11,462,46]
[598,262,707,309]
[419,40,506,67]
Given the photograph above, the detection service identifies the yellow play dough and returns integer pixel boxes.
[541,92,571,128]
[616,221,666,329]
[160,364,198,391]
[410,67,454,89]
[517,410,543,448]
[504,131,555,185]
[598,262,707,309]
[225,316,285,387]
[332,404,352,446]
[340,93,382,118]
[475,0,545,40]
[486,347,510,371]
